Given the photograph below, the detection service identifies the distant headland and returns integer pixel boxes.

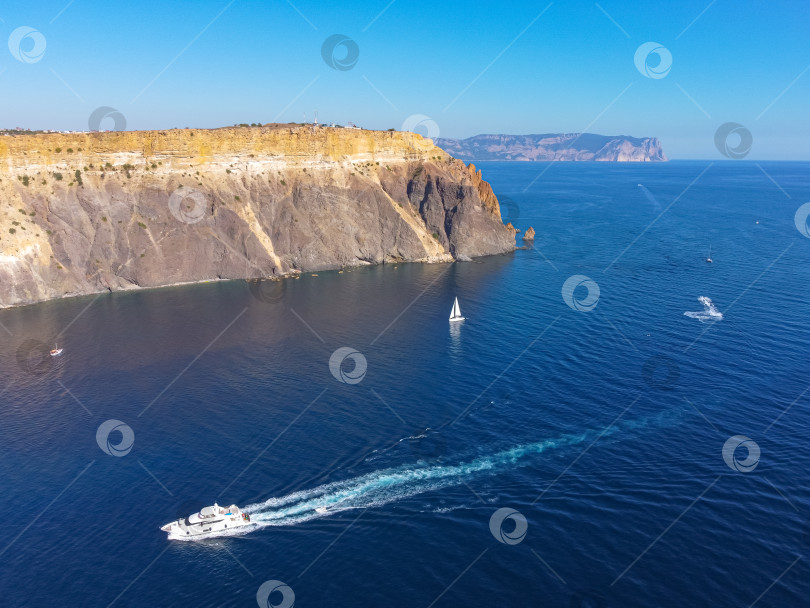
[434,133,667,162]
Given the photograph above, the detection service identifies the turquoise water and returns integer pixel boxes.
[1,161,809,606]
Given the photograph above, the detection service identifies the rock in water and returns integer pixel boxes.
[0,125,515,308]
[522,227,535,241]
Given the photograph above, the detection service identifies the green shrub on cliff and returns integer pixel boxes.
[53,172,63,181]
[74,170,83,186]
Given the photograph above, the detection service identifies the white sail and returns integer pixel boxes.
[449,297,465,321]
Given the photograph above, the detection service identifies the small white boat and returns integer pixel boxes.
[50,344,63,356]
[449,297,465,322]
[705,245,713,263]
[161,503,251,538]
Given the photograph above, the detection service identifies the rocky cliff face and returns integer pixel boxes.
[0,126,514,308]
[435,133,667,162]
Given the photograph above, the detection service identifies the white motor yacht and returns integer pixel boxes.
[161,503,251,538]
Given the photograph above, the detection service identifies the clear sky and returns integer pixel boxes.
[0,0,808,159]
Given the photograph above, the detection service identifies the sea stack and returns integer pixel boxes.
[523,227,535,240]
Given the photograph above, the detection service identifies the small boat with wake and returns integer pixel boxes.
[161,503,251,538]
[50,343,63,356]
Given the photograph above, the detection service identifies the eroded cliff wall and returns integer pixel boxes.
[0,126,515,308]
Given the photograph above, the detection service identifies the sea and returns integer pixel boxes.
[1,160,809,607]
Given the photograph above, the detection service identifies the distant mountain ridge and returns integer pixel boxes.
[434,133,667,162]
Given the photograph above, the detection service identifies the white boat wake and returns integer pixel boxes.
[173,410,680,540]
[684,296,723,323]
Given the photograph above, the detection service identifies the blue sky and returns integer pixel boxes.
[0,0,808,159]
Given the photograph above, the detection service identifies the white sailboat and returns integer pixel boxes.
[50,343,63,357]
[449,297,465,322]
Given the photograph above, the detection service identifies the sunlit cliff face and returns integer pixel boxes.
[0,126,514,308]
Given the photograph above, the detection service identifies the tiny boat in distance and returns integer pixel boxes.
[449,297,465,322]
[161,503,251,538]
[705,245,713,264]
[50,344,63,356]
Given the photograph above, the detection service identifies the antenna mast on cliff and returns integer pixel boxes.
[314,110,318,126]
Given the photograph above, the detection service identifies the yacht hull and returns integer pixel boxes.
[161,503,251,538]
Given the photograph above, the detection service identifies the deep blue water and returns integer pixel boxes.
[1,161,809,607]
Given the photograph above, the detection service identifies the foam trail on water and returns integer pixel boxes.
[637,184,662,212]
[684,296,723,323]
[242,410,677,529]
[168,409,681,540]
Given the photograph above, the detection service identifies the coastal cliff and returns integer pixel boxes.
[435,133,667,162]
[0,126,515,308]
